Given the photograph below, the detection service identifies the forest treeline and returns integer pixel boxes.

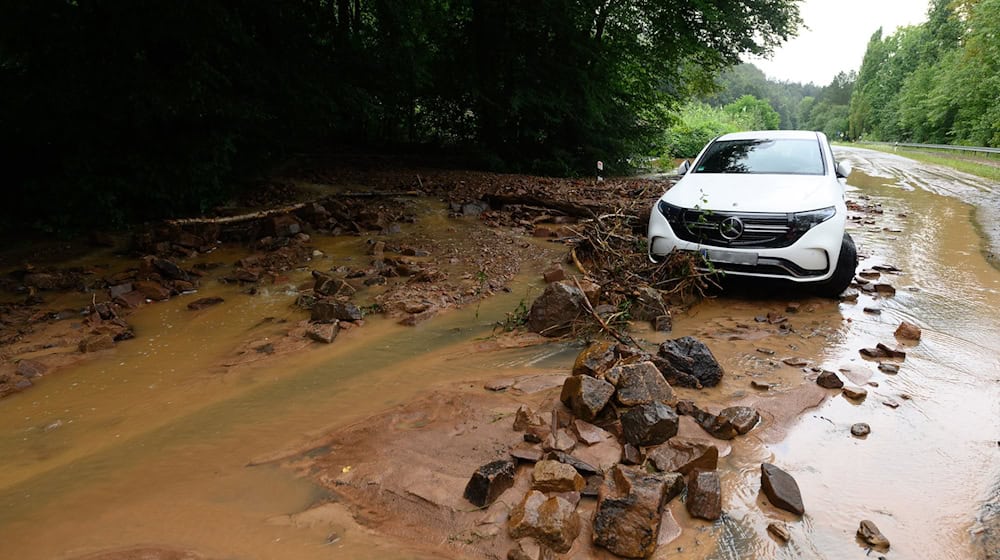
[850,0,999,146]
[689,0,1000,153]
[0,0,800,232]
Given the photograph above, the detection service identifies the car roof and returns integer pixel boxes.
[715,130,823,141]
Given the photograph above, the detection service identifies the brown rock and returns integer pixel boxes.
[621,402,679,447]
[760,463,804,515]
[878,362,900,374]
[508,491,581,554]
[463,460,516,508]
[134,280,171,301]
[622,444,643,465]
[510,443,544,463]
[874,283,896,296]
[306,322,339,344]
[675,401,738,440]
[575,277,601,306]
[816,370,844,389]
[559,375,614,422]
[115,290,146,309]
[506,540,543,560]
[532,460,585,493]
[592,465,685,558]
[15,359,47,379]
[544,451,599,476]
[611,361,676,407]
[631,286,668,322]
[187,297,224,310]
[686,470,722,520]
[268,214,303,238]
[513,405,536,432]
[857,519,890,550]
[851,423,871,437]
[542,265,565,283]
[542,428,577,453]
[571,341,618,378]
[313,271,356,297]
[79,334,115,353]
[311,300,363,323]
[860,343,906,360]
[108,283,133,299]
[526,281,585,337]
[842,386,868,401]
[572,419,610,445]
[150,257,190,281]
[648,439,719,475]
[767,522,791,543]
[894,321,922,341]
[656,336,724,387]
[718,406,760,435]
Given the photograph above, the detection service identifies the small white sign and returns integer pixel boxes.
[597,161,604,171]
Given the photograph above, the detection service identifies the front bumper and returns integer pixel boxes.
[647,206,846,283]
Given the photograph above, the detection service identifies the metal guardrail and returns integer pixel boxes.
[860,141,1000,155]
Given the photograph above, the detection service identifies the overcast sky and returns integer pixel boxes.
[747,0,931,86]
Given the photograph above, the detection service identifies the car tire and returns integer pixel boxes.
[814,233,857,298]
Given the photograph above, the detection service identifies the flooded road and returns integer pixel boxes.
[0,148,998,559]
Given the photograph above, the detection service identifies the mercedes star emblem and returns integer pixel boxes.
[719,216,744,240]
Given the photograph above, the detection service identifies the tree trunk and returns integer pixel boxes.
[338,0,351,34]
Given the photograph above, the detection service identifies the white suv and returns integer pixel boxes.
[647,130,856,297]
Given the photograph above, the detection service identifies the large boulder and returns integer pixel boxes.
[620,402,678,447]
[526,281,586,337]
[686,470,722,520]
[463,460,516,507]
[760,463,804,515]
[592,465,684,558]
[508,491,581,553]
[656,336,724,387]
[610,361,675,407]
[560,375,615,422]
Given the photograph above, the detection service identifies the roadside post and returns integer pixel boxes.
[596,160,604,182]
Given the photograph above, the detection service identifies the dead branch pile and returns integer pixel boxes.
[569,207,719,312]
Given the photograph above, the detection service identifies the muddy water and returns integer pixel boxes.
[0,155,998,559]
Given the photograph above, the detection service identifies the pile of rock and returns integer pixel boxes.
[463,339,764,558]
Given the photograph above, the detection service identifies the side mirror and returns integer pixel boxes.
[675,160,691,176]
[835,161,851,179]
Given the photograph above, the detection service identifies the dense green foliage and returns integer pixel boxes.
[850,0,1000,146]
[663,96,782,158]
[663,64,854,155]
[700,64,854,138]
[0,0,802,231]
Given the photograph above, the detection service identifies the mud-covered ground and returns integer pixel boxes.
[0,154,997,560]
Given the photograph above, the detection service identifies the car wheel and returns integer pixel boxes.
[814,233,857,298]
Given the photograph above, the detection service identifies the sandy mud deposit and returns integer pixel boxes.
[2,155,997,560]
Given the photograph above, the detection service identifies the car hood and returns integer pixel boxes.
[662,173,842,213]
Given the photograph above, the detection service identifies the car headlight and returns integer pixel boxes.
[657,200,684,222]
[789,206,835,234]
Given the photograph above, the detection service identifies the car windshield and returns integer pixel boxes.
[693,138,825,175]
